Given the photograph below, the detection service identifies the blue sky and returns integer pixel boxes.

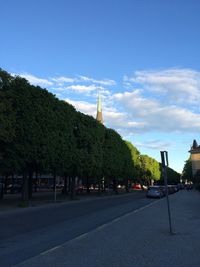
[1,0,200,173]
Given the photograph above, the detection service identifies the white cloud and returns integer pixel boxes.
[51,76,76,83]
[13,73,53,87]
[125,68,200,105]
[51,87,66,92]
[66,84,98,93]
[113,89,200,133]
[79,75,116,86]
[135,140,173,150]
[65,99,96,116]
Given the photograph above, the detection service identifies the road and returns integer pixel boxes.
[0,191,155,267]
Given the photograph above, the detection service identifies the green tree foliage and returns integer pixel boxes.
[0,70,17,174]
[166,167,180,184]
[159,164,180,185]
[139,155,160,185]
[0,68,180,202]
[181,157,193,182]
[182,157,200,189]
[0,70,77,199]
[102,129,132,192]
[71,112,105,195]
[125,141,141,181]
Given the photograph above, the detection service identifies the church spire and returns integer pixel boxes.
[96,89,103,124]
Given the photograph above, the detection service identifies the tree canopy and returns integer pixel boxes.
[0,69,180,200]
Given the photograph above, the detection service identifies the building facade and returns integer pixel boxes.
[189,139,200,176]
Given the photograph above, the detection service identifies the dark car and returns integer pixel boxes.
[7,184,22,194]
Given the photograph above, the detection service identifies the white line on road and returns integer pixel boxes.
[13,199,161,266]
[73,232,89,241]
[41,200,160,255]
[94,199,160,231]
[40,245,62,255]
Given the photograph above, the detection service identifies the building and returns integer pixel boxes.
[96,89,103,124]
[189,139,200,176]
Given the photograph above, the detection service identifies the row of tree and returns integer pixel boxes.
[0,69,180,201]
[182,157,200,189]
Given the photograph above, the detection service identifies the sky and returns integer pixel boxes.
[1,0,200,173]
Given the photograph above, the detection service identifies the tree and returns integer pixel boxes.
[102,129,132,193]
[0,68,180,203]
[139,155,161,186]
[125,141,141,182]
[182,157,192,182]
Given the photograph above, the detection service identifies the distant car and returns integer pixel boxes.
[7,184,22,194]
[167,185,177,194]
[177,183,185,190]
[75,186,84,193]
[146,186,164,198]
[50,183,64,190]
[132,183,142,190]
[156,185,167,196]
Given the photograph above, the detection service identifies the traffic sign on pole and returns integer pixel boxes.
[160,151,173,235]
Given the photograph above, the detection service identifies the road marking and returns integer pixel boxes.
[44,200,160,255]
[91,200,161,232]
[40,245,62,255]
[73,232,88,240]
[112,217,121,222]
[133,199,160,213]
[13,199,160,266]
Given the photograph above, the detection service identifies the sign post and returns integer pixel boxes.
[160,151,173,235]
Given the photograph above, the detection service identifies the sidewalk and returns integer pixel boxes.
[14,190,200,267]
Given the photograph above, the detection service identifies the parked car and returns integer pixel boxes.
[132,183,142,190]
[146,186,164,198]
[7,183,22,194]
[50,183,64,190]
[177,183,185,190]
[158,185,167,196]
[167,185,177,194]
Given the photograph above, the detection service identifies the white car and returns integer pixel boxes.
[146,186,164,198]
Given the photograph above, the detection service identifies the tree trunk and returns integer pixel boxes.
[4,175,8,194]
[86,177,90,194]
[53,171,57,202]
[125,178,129,193]
[98,178,102,196]
[22,173,29,202]
[34,171,38,192]
[62,176,68,195]
[0,182,3,199]
[70,177,76,200]
[67,176,70,193]
[28,170,33,199]
[53,172,56,191]
[113,178,118,194]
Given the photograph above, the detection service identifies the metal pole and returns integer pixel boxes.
[160,151,173,235]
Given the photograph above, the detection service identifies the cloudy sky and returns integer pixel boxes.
[1,0,200,173]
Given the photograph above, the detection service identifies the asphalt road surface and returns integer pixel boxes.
[0,191,155,267]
